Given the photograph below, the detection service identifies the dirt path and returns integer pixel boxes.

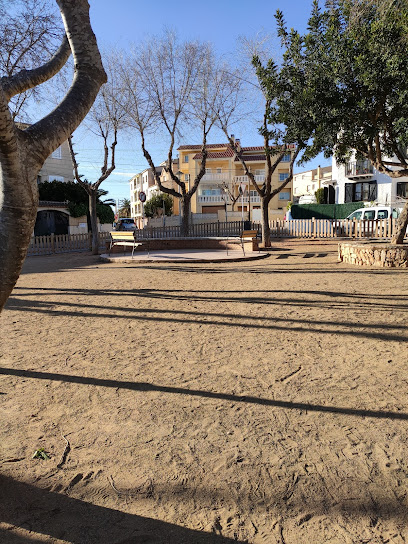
[1,239,408,543]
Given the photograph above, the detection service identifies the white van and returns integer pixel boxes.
[346,206,400,221]
[338,206,402,236]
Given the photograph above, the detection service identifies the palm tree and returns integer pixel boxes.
[118,198,131,218]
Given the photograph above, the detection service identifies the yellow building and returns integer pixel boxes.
[177,141,294,220]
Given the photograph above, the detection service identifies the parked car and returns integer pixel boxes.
[336,206,401,236]
[115,218,136,231]
[298,195,317,204]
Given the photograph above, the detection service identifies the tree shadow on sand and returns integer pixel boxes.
[0,475,243,543]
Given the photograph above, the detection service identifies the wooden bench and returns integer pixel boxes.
[108,231,148,258]
[239,229,260,255]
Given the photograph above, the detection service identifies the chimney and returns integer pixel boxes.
[236,138,241,152]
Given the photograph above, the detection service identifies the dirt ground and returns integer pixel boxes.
[1,239,408,544]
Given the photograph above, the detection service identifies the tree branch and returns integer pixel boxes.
[1,36,71,101]
[23,0,107,162]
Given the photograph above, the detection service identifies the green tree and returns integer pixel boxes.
[275,0,408,243]
[118,198,131,218]
[38,180,114,224]
[144,193,173,218]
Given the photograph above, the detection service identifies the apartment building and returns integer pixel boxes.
[129,141,295,223]
[293,165,334,203]
[130,162,179,227]
[177,141,295,219]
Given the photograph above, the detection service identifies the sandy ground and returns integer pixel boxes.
[1,239,408,544]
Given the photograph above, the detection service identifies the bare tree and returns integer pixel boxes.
[118,32,226,235]
[0,0,65,120]
[216,49,302,248]
[0,0,106,311]
[69,57,126,254]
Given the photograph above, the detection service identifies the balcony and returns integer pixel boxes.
[235,175,266,184]
[202,172,230,182]
[345,160,374,179]
[197,194,225,203]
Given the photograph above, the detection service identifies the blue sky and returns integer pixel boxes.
[72,0,331,204]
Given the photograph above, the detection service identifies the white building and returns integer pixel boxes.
[332,157,408,207]
[293,165,335,203]
[130,166,164,227]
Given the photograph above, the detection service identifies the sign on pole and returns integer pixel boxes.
[139,191,146,203]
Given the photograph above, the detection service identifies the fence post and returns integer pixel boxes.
[50,233,55,253]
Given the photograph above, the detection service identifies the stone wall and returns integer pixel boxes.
[338,241,408,267]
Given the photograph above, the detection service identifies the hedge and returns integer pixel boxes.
[291,202,364,220]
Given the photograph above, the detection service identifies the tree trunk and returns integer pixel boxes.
[261,197,272,248]
[180,196,191,236]
[0,151,39,310]
[391,201,408,244]
[88,190,99,255]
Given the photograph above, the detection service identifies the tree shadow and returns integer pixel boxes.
[0,475,242,543]
[1,366,408,421]
[4,294,407,343]
[10,285,408,312]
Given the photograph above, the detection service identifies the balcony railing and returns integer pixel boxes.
[234,175,266,184]
[197,195,225,203]
[202,172,230,182]
[346,161,374,178]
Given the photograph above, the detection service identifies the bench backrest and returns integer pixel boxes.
[110,231,135,241]
[241,230,258,239]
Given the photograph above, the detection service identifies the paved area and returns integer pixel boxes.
[100,248,269,263]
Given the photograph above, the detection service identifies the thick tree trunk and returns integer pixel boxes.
[261,197,272,248]
[391,201,408,244]
[0,151,40,310]
[0,0,106,312]
[88,190,99,255]
[180,196,191,236]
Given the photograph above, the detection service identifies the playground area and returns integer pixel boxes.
[1,239,408,543]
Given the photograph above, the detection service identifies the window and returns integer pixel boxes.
[49,175,64,182]
[282,153,291,162]
[377,210,389,219]
[201,189,222,196]
[363,210,375,220]
[183,155,189,162]
[279,191,290,200]
[279,173,289,182]
[255,169,265,176]
[306,184,311,192]
[216,168,222,173]
[205,168,212,173]
[397,182,408,198]
[184,174,189,182]
[51,146,62,159]
[348,210,362,220]
[344,181,377,202]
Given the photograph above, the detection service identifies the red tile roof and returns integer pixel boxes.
[193,148,235,159]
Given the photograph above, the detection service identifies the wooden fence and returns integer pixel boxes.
[26,219,406,256]
[269,218,406,239]
[27,232,110,256]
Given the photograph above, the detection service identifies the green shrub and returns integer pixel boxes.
[315,188,326,204]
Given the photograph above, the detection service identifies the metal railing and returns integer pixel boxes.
[26,218,407,257]
[345,161,374,177]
